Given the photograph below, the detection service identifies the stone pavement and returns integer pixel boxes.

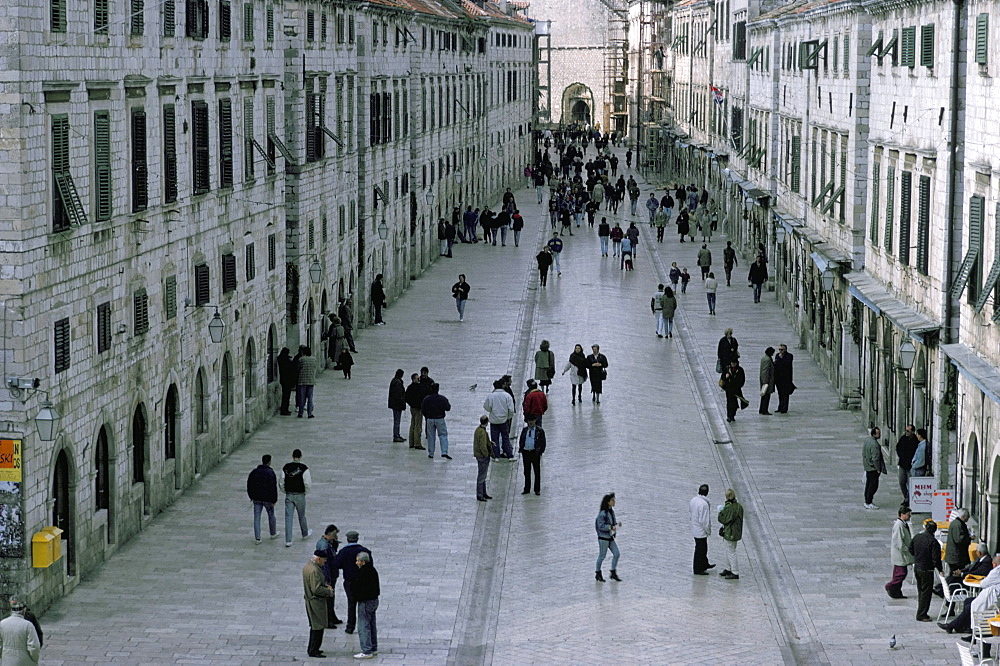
[37,147,957,665]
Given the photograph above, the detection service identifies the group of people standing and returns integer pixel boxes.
[716,329,795,422]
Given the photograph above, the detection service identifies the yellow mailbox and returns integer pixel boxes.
[31,526,64,568]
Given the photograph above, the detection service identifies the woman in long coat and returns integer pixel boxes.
[327,315,345,369]
[586,344,609,404]
[562,344,589,404]
[534,340,556,393]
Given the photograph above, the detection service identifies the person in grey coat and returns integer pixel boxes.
[759,347,775,415]
[696,244,712,280]
[862,427,886,509]
[0,599,40,665]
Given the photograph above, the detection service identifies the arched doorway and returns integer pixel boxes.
[267,325,277,384]
[95,425,113,543]
[52,449,76,575]
[560,83,595,125]
[164,384,180,489]
[132,404,149,515]
[306,298,315,352]
[245,337,256,401]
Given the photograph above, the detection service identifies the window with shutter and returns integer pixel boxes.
[307,10,314,41]
[222,253,237,293]
[195,264,210,305]
[192,101,211,194]
[320,12,326,42]
[268,233,276,270]
[131,108,148,212]
[870,162,880,246]
[96,0,110,34]
[977,14,989,65]
[94,111,112,222]
[265,96,276,174]
[130,0,144,35]
[51,114,72,232]
[349,14,354,43]
[51,0,66,32]
[162,0,174,36]
[337,14,345,43]
[244,2,253,40]
[901,26,916,67]
[899,171,912,265]
[954,196,985,302]
[322,215,327,242]
[916,175,931,275]
[163,104,178,203]
[243,98,254,180]
[97,302,111,353]
[219,99,233,188]
[186,0,208,38]
[54,318,70,373]
[921,24,935,67]
[164,275,177,319]
[884,166,895,251]
[219,0,231,41]
[843,34,850,73]
[246,243,256,281]
[134,289,149,335]
[981,203,1000,312]
[339,205,346,235]
[266,4,273,41]
[308,221,315,249]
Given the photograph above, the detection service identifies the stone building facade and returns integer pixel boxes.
[0,0,532,610]
[631,0,1000,549]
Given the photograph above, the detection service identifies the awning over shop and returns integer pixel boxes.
[844,271,940,342]
[942,343,1000,406]
[810,251,832,273]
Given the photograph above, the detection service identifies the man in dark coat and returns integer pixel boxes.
[896,424,918,504]
[370,274,386,326]
[518,416,547,495]
[333,531,373,635]
[353,552,381,659]
[404,373,428,450]
[535,248,553,286]
[909,519,942,622]
[774,344,795,413]
[247,454,279,543]
[388,369,406,442]
[277,347,298,415]
[748,257,768,303]
[338,299,357,353]
[721,359,749,422]
[759,347,775,415]
[717,328,740,371]
[946,509,973,576]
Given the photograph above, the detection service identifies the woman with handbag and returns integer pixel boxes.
[595,493,623,582]
[562,344,589,404]
[534,340,556,393]
[586,344,609,404]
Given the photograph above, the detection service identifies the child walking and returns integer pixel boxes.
[338,349,354,379]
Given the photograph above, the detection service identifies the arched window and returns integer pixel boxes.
[221,353,234,417]
[195,368,208,433]
[95,426,109,512]
[164,384,178,460]
[132,404,146,485]
[245,338,256,399]
[267,325,277,384]
[52,449,75,574]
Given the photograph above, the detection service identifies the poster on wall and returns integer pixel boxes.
[0,440,21,482]
[0,480,24,558]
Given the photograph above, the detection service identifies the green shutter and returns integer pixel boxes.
[220,0,231,41]
[916,175,931,275]
[192,101,210,194]
[52,114,70,231]
[244,2,254,41]
[51,0,66,32]
[130,0,144,36]
[163,104,177,203]
[96,0,109,34]
[901,27,916,67]
[266,4,274,41]
[843,34,850,72]
[94,111,112,222]
[884,166,895,251]
[870,162,880,246]
[921,24,935,66]
[266,96,276,174]
[976,14,989,65]
[219,99,234,188]
[131,108,148,212]
[244,98,254,180]
[866,31,883,57]
[162,0,174,36]
[953,195,985,300]
[791,135,801,193]
[54,318,71,374]
[899,171,912,265]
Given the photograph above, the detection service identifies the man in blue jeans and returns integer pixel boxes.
[246,454,279,544]
[352,552,380,659]
[420,383,452,459]
[280,449,313,547]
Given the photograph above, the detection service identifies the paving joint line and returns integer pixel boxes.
[639,221,830,666]
[447,189,547,666]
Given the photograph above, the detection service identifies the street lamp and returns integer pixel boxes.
[455,169,464,184]
[309,258,322,285]
[898,340,917,371]
[820,269,835,292]
[775,225,787,244]
[377,220,389,240]
[35,399,60,442]
[208,309,225,343]
[424,190,436,206]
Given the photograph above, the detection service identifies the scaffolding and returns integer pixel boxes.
[604,1,629,132]
[533,20,553,126]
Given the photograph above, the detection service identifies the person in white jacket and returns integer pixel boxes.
[689,484,715,575]
[483,380,516,459]
[0,599,40,665]
[885,505,913,599]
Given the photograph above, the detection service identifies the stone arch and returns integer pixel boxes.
[989,452,1000,554]
[221,352,234,418]
[93,423,114,543]
[50,443,78,576]
[306,298,316,352]
[244,337,256,400]
[561,83,594,124]
[131,402,150,515]
[164,383,181,489]
[267,324,278,384]
[966,431,981,518]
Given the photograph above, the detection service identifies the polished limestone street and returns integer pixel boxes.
[39,151,954,664]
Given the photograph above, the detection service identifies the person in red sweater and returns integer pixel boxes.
[523,379,548,426]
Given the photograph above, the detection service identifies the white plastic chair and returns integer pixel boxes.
[940,571,972,622]
[958,641,996,666]
[971,609,1000,665]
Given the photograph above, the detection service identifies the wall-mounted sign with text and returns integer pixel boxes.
[0,439,22,482]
